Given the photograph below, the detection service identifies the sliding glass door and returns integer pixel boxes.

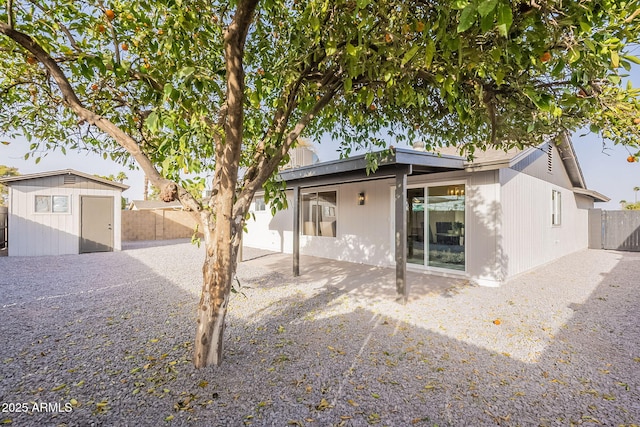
[406,184,465,271]
[407,188,425,265]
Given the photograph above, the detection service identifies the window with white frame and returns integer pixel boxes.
[301,191,337,237]
[253,196,266,212]
[35,195,70,213]
[552,190,561,226]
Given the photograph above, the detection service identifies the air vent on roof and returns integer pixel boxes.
[63,175,76,185]
[547,143,553,173]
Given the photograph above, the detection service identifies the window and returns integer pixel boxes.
[52,196,69,213]
[301,191,337,237]
[253,196,266,212]
[552,190,561,226]
[35,195,69,213]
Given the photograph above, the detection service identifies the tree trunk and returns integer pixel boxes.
[193,201,243,368]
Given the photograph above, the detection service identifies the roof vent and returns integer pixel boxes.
[547,143,553,173]
[63,175,76,185]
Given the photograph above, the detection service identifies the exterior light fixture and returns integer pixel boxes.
[358,192,365,205]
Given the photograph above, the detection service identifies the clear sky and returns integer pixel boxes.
[1,127,638,209]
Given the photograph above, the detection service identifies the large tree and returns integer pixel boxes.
[2,0,640,367]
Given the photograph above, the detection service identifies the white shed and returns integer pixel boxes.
[0,169,129,256]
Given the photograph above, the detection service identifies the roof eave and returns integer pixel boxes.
[556,133,587,189]
[278,148,465,184]
[572,187,610,203]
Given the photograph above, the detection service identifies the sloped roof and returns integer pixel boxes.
[0,168,129,190]
[427,134,608,202]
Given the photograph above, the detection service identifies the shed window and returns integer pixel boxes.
[52,196,69,212]
[552,190,561,226]
[35,195,69,213]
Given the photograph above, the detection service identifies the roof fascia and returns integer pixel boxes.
[0,169,130,190]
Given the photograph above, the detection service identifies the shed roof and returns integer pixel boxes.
[0,169,130,190]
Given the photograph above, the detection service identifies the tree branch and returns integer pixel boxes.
[0,23,202,213]
[233,80,341,218]
[7,0,14,28]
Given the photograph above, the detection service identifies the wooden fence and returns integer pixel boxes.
[589,209,640,252]
[121,209,202,241]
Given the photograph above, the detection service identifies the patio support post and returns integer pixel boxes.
[293,185,300,276]
[395,165,411,304]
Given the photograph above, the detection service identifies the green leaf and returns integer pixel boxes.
[611,50,620,68]
[457,4,477,33]
[623,54,640,65]
[452,0,469,10]
[346,42,357,57]
[496,3,513,36]
[424,39,436,69]
[146,111,159,132]
[325,40,337,56]
[478,0,498,17]
[401,45,421,66]
[344,77,352,92]
[310,15,320,31]
[178,66,195,78]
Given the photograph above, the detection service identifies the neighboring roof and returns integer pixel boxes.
[128,200,183,210]
[0,169,130,190]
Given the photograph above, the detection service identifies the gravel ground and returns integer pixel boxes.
[0,240,638,427]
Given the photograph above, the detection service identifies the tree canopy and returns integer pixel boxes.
[2,0,640,367]
[0,164,19,206]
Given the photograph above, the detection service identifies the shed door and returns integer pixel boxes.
[80,196,114,253]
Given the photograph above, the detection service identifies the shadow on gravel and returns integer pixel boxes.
[0,244,638,426]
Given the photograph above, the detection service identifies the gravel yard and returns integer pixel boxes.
[0,240,638,426]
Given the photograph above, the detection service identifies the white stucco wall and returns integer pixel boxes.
[7,175,123,256]
[244,169,505,286]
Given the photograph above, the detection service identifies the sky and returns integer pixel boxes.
[1,127,638,209]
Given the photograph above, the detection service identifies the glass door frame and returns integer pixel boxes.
[394,180,468,273]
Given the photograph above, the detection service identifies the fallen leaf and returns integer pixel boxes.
[198,380,208,388]
[51,384,66,391]
[315,398,331,410]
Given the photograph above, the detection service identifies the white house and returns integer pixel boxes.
[0,169,128,256]
[242,135,608,300]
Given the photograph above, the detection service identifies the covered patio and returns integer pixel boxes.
[279,147,465,303]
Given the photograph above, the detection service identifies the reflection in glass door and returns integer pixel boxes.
[427,185,465,271]
[407,188,425,265]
